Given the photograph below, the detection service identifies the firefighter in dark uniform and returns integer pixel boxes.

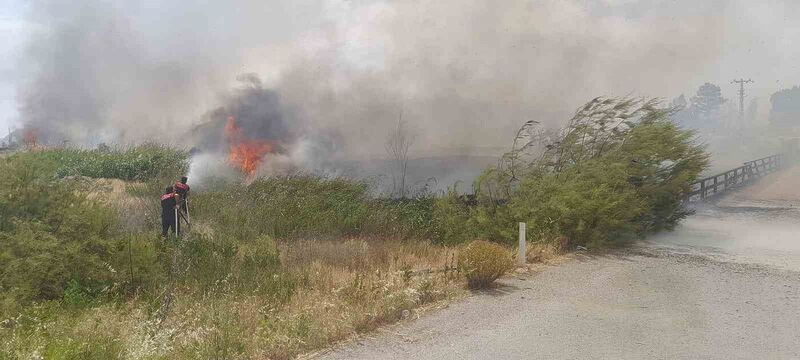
[174,176,190,225]
[160,186,180,237]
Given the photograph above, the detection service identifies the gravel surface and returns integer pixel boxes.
[316,174,800,360]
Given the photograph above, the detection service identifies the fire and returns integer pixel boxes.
[23,128,38,149]
[224,116,273,177]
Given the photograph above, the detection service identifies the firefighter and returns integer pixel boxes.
[174,176,190,224]
[160,186,180,237]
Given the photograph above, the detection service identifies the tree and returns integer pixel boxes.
[687,83,726,129]
[671,94,687,110]
[474,97,708,245]
[385,115,416,198]
[769,86,800,127]
[670,94,691,127]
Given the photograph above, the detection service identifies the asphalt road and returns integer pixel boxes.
[317,176,800,360]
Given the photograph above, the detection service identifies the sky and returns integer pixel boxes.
[1,0,799,148]
[0,0,30,133]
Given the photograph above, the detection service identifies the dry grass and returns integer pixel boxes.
[526,241,564,264]
[262,238,462,358]
[2,237,464,360]
[281,237,456,273]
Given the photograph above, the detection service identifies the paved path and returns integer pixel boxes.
[317,171,800,360]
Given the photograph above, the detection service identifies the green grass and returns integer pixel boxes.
[5,144,188,181]
[192,176,437,241]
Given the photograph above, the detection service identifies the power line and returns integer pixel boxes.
[732,78,754,119]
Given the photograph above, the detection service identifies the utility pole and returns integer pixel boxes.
[732,78,754,119]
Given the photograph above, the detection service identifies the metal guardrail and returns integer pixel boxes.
[685,154,784,202]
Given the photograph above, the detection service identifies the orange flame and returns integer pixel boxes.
[23,128,38,149]
[224,116,273,177]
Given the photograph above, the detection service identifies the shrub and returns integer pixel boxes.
[193,175,437,240]
[0,155,119,303]
[192,176,371,239]
[430,192,474,244]
[4,144,189,182]
[0,214,119,310]
[457,97,709,247]
[0,153,170,312]
[366,197,435,239]
[613,117,708,231]
[511,159,645,247]
[458,240,514,288]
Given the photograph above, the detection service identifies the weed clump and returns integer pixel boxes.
[458,240,514,288]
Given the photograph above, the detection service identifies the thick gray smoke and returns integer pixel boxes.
[189,74,294,154]
[18,0,730,159]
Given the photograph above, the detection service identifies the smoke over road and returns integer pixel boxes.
[15,0,785,177]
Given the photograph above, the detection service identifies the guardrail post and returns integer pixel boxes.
[518,222,526,266]
[713,176,718,194]
[700,180,706,199]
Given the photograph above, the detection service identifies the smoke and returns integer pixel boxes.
[275,0,727,157]
[17,1,230,145]
[17,0,730,161]
[190,74,294,154]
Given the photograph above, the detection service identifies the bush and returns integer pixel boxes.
[192,176,370,239]
[614,117,708,232]
[430,192,474,244]
[5,144,189,182]
[436,97,709,247]
[458,240,514,288]
[193,175,437,240]
[0,153,173,313]
[366,197,435,239]
[0,206,120,310]
[511,159,645,247]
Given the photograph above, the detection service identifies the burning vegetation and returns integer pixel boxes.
[186,75,296,180]
[22,128,38,149]
[224,115,275,177]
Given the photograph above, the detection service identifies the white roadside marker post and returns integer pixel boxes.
[518,222,526,266]
[175,208,179,238]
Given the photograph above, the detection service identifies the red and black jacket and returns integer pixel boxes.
[174,182,190,199]
[161,192,177,218]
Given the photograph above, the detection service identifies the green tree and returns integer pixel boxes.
[769,86,800,127]
[687,83,726,129]
[462,97,708,246]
